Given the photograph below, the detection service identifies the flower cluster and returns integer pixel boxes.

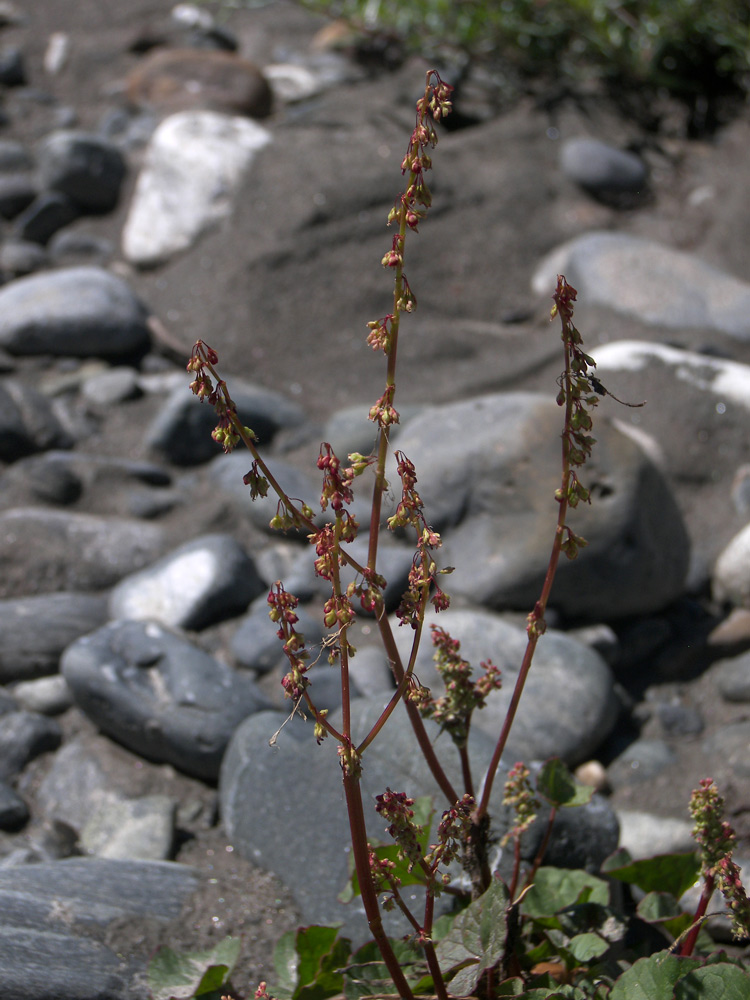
[410,627,501,748]
[424,794,475,879]
[690,777,750,939]
[375,788,424,872]
[267,584,309,701]
[551,277,597,559]
[501,762,539,847]
[368,845,401,911]
[187,340,254,453]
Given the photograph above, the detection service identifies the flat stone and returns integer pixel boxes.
[616,809,695,859]
[126,48,272,117]
[607,738,677,788]
[109,533,265,630]
[532,233,750,339]
[0,509,165,598]
[61,620,271,780]
[0,266,151,358]
[560,137,647,194]
[122,109,271,267]
[391,607,619,766]
[378,393,689,620]
[0,592,108,683]
[0,378,73,462]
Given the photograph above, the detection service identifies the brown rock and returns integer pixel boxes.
[126,48,272,118]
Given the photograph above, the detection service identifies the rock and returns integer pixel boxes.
[61,620,271,780]
[0,238,49,275]
[211,451,318,530]
[712,650,750,702]
[0,44,24,85]
[708,608,750,656]
[47,229,114,267]
[126,47,272,117]
[702,721,750,777]
[532,233,750,339]
[0,378,73,461]
[390,607,619,766]
[10,675,73,715]
[0,174,36,219]
[607,738,677,788]
[264,63,323,104]
[80,366,142,406]
[0,592,108,683]
[109,533,265,630]
[0,780,28,830]
[36,130,126,212]
[221,697,619,938]
[122,109,271,267]
[147,378,304,464]
[79,793,175,861]
[0,508,165,598]
[0,857,200,1000]
[0,710,62,781]
[714,523,750,607]
[0,266,151,358]
[616,809,695,858]
[0,139,31,171]
[560,137,647,196]
[230,601,324,673]
[12,190,79,244]
[656,700,704,736]
[380,393,689,620]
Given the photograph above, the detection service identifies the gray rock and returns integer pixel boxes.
[79,794,175,861]
[81,366,141,406]
[47,229,114,267]
[0,711,62,781]
[10,675,73,715]
[61,620,271,780]
[37,130,126,212]
[0,174,36,220]
[0,378,73,462]
[607,738,677,788]
[0,238,48,274]
[211,451,318,531]
[532,233,750,339]
[221,696,619,938]
[702,721,750,777]
[109,533,265,630]
[230,601,324,673]
[147,379,305,465]
[0,592,108,683]
[390,607,619,766]
[656,700,704,736]
[560,137,647,194]
[0,139,31,172]
[0,857,200,1000]
[712,650,750,702]
[12,191,79,244]
[0,45,24,85]
[0,781,28,831]
[0,509,165,598]
[381,393,688,620]
[122,110,271,267]
[0,266,151,358]
[345,645,394,697]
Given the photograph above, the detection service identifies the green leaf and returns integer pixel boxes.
[344,940,426,1000]
[609,953,703,1000]
[636,892,693,939]
[536,759,594,808]
[601,851,700,899]
[435,877,509,994]
[273,931,300,1000]
[568,933,608,962]
[496,976,525,995]
[674,964,750,999]
[294,925,351,1000]
[147,937,241,1000]
[521,868,609,920]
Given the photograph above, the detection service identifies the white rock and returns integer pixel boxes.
[616,809,695,859]
[122,110,271,267]
[713,523,750,607]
